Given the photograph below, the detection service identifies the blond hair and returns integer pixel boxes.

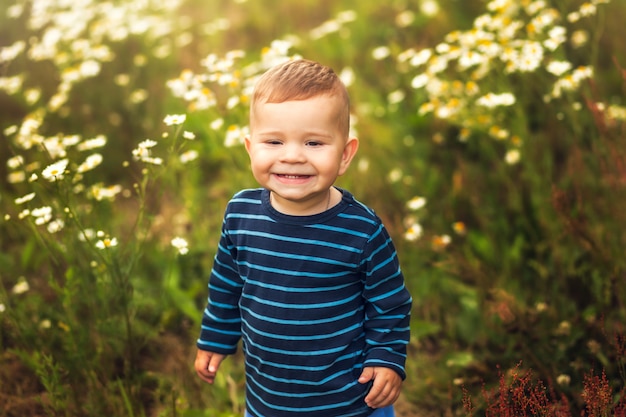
[250,59,350,136]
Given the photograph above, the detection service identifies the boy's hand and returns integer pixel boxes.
[358,366,402,409]
[195,349,226,384]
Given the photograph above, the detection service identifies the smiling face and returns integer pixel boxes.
[245,94,358,215]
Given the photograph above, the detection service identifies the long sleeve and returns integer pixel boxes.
[361,223,412,379]
[197,221,243,354]
[196,188,412,417]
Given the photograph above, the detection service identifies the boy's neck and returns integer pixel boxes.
[269,188,337,216]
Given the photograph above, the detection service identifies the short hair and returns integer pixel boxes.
[250,59,351,136]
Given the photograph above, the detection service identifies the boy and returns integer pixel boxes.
[195,59,412,417]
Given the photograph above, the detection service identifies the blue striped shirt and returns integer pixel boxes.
[198,188,412,417]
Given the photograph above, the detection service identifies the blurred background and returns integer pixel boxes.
[1,0,625,415]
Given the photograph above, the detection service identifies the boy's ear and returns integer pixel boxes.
[244,135,251,154]
[338,136,359,176]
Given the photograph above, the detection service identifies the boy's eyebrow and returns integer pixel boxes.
[254,128,334,138]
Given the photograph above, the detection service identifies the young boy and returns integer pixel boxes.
[195,59,412,417]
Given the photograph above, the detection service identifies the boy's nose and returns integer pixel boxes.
[280,143,306,163]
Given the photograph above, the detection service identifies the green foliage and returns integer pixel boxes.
[1,0,626,415]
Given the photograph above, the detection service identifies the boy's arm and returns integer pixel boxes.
[361,223,412,379]
[197,220,244,355]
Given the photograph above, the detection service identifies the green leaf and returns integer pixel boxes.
[410,319,441,340]
[445,351,475,368]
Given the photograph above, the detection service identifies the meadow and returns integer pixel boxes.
[1,0,625,415]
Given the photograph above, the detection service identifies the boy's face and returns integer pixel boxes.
[245,94,358,215]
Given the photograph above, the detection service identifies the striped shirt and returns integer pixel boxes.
[198,188,412,417]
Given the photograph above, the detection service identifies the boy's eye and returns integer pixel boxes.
[306,141,323,147]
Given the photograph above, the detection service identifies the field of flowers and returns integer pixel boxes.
[1,0,625,416]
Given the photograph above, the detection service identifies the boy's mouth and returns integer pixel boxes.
[276,174,311,179]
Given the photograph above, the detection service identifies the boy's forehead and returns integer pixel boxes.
[249,95,349,136]
[255,88,343,102]
[251,94,345,118]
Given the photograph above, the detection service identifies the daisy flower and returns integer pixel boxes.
[171,237,189,255]
[163,114,187,126]
[42,159,69,181]
[96,237,118,249]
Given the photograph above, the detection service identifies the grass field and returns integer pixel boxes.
[1,0,626,415]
